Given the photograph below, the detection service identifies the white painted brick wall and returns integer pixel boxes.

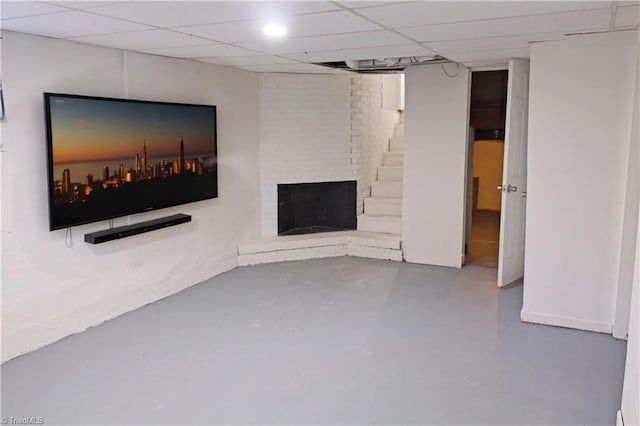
[258,73,390,236]
[350,75,387,212]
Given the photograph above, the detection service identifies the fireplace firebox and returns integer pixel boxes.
[278,181,357,236]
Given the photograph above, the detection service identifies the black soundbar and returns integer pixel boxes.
[84,213,192,244]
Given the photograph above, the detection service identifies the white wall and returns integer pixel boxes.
[621,217,639,426]
[258,73,389,236]
[381,73,403,164]
[523,31,638,333]
[620,29,640,426]
[403,64,471,267]
[614,29,640,340]
[0,32,4,356]
[382,74,402,111]
[0,31,261,362]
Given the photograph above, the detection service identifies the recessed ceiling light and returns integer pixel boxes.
[263,24,287,37]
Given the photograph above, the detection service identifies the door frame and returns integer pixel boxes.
[464,63,531,289]
[464,67,508,270]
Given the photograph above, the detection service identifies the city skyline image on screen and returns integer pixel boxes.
[44,93,218,230]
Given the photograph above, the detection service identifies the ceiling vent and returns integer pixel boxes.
[313,55,447,74]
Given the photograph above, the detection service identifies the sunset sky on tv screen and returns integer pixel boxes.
[49,96,216,164]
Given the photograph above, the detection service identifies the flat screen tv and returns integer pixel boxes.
[44,93,217,231]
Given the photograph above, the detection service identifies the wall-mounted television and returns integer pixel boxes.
[44,93,217,231]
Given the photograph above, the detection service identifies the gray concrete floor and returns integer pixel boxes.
[1,257,627,425]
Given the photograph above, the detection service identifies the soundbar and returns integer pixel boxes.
[84,213,192,244]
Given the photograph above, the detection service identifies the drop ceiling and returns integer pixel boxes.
[1,0,638,73]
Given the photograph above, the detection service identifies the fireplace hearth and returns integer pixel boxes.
[278,181,356,236]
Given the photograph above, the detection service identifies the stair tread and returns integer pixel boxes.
[350,230,401,240]
[362,116,404,232]
[371,195,402,199]
[359,214,402,220]
[366,196,402,201]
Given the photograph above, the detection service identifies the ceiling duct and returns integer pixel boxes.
[314,55,447,74]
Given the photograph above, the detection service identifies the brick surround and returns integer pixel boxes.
[258,73,399,236]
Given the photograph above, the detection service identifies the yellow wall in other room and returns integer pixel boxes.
[473,140,504,211]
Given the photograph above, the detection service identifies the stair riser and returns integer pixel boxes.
[390,137,404,152]
[357,217,402,234]
[364,198,402,216]
[378,167,403,181]
[383,152,403,166]
[371,181,403,198]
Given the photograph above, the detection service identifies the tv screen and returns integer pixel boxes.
[44,93,217,231]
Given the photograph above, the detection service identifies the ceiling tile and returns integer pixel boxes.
[178,10,382,43]
[615,5,640,28]
[337,1,408,8]
[237,63,339,73]
[284,43,436,62]
[88,1,338,28]
[396,9,611,42]
[142,43,259,58]
[0,1,68,20]
[173,20,265,44]
[196,55,298,66]
[356,1,611,28]
[43,1,130,9]
[0,9,151,37]
[425,33,565,55]
[237,30,409,55]
[445,47,530,64]
[70,29,213,50]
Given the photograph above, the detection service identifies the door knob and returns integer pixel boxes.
[507,185,518,193]
[497,185,505,192]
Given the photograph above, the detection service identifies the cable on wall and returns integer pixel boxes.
[65,227,74,248]
[0,74,6,120]
[441,62,462,78]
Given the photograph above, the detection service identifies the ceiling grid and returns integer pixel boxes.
[0,0,637,72]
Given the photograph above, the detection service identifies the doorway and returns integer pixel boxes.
[465,70,508,268]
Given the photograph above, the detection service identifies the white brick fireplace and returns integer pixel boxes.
[239,72,404,266]
[258,73,400,237]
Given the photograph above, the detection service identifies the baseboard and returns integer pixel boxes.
[238,245,347,266]
[521,309,612,334]
[238,231,403,266]
[346,243,403,261]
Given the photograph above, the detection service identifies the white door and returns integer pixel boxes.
[497,59,530,287]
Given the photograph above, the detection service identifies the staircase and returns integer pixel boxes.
[357,116,404,235]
